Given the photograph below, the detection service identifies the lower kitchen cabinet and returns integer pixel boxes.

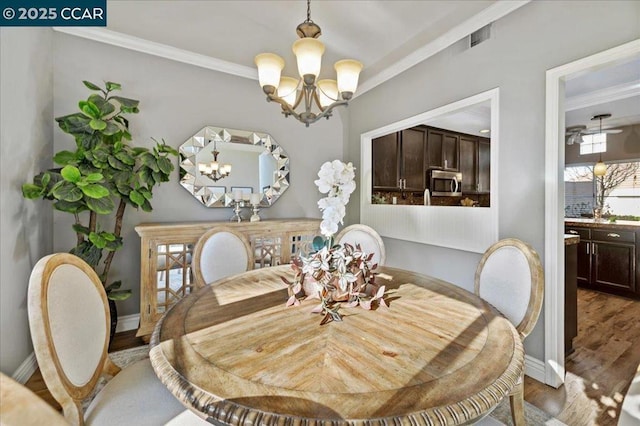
[566,223,639,298]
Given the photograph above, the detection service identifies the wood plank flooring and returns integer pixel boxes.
[23,288,640,425]
[524,288,640,425]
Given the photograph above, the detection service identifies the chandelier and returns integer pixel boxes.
[198,140,231,182]
[254,0,363,127]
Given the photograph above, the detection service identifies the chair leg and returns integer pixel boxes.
[509,378,526,426]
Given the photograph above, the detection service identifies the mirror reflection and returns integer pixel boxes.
[371,100,491,207]
[179,126,290,207]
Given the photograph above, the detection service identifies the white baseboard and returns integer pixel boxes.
[115,313,140,333]
[524,354,546,383]
[12,352,38,384]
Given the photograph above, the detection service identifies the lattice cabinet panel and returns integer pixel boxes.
[136,219,320,341]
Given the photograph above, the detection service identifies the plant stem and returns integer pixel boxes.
[89,210,97,233]
[101,198,127,286]
[74,212,84,246]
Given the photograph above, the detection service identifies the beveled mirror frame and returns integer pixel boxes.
[360,88,499,254]
[179,126,290,207]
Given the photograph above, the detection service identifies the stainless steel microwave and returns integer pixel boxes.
[429,169,462,197]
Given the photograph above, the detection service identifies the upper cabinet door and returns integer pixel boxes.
[427,128,459,171]
[478,138,491,193]
[401,128,426,191]
[459,135,478,193]
[372,132,400,189]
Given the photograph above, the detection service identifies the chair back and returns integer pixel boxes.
[335,224,386,266]
[28,253,112,424]
[474,238,544,339]
[0,372,69,425]
[192,226,253,288]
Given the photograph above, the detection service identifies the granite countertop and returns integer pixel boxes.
[565,218,640,231]
[564,234,580,246]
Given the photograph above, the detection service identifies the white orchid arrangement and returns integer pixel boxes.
[281,160,386,325]
[314,160,356,238]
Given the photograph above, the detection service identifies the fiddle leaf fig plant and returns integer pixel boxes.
[22,80,178,300]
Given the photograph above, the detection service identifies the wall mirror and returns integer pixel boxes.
[360,88,499,253]
[179,126,290,207]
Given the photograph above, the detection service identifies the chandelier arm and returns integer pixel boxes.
[266,93,304,121]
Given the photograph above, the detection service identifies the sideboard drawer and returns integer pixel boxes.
[592,229,635,244]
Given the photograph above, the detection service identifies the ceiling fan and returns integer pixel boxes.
[565,113,622,145]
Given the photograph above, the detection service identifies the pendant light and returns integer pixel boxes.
[254,0,363,127]
[592,114,609,177]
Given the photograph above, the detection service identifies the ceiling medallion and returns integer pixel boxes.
[254,0,363,127]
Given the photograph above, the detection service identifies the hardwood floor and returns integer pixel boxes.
[524,288,640,425]
[23,289,640,425]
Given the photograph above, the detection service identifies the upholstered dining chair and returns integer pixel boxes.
[335,224,386,266]
[474,238,544,426]
[27,253,208,426]
[192,226,254,288]
[0,372,69,425]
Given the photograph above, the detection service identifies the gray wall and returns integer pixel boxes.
[347,1,640,361]
[53,33,344,317]
[0,28,54,375]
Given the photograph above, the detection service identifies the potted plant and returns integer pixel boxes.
[22,80,177,341]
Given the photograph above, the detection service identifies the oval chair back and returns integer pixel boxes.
[192,226,253,288]
[335,224,386,266]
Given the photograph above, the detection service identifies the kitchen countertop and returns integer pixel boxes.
[565,218,640,231]
[564,234,580,246]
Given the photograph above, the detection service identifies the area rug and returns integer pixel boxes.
[105,346,566,425]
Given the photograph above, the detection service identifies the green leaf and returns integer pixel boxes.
[84,173,103,183]
[53,200,85,213]
[131,147,148,155]
[56,113,93,135]
[105,280,122,291]
[105,82,122,92]
[107,155,127,171]
[105,238,123,251]
[157,156,173,175]
[79,101,101,119]
[89,232,107,249]
[140,153,159,172]
[22,183,44,199]
[139,187,152,200]
[52,181,83,202]
[102,232,116,242]
[115,150,135,166]
[91,148,109,163]
[129,190,145,206]
[107,289,132,301]
[102,121,121,136]
[72,224,91,235]
[89,119,107,131]
[40,173,51,188]
[70,241,103,268]
[81,184,110,199]
[82,80,102,91]
[60,165,81,183]
[139,167,156,188]
[86,196,114,215]
[53,150,78,166]
[88,94,115,117]
[79,133,102,150]
[110,96,139,111]
[140,198,153,212]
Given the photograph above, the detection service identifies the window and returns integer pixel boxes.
[579,133,607,155]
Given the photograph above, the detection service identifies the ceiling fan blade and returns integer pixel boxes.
[583,127,623,135]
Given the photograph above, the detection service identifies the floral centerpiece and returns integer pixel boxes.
[282,160,386,325]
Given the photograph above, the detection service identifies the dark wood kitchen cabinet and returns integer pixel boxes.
[372,127,426,191]
[458,135,491,193]
[565,223,639,298]
[427,127,458,171]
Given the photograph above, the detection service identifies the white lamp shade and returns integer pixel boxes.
[317,79,338,107]
[277,76,299,106]
[594,161,607,177]
[292,38,325,79]
[210,161,219,172]
[335,59,363,94]
[198,163,207,173]
[255,53,285,89]
[223,164,231,174]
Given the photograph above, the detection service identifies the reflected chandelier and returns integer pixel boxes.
[254,0,363,127]
[198,139,231,182]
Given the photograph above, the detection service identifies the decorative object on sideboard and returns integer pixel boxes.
[230,189,244,222]
[22,81,178,345]
[254,0,363,127]
[250,193,262,222]
[179,126,290,208]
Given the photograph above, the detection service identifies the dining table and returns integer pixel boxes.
[149,264,524,425]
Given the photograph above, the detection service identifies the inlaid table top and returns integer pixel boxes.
[150,265,524,425]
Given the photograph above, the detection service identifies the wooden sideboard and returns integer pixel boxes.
[135,218,320,341]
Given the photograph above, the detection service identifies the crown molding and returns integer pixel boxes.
[354,0,531,96]
[565,81,640,111]
[54,1,528,93]
[53,27,258,80]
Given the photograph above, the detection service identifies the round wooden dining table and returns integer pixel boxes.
[150,265,524,425]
